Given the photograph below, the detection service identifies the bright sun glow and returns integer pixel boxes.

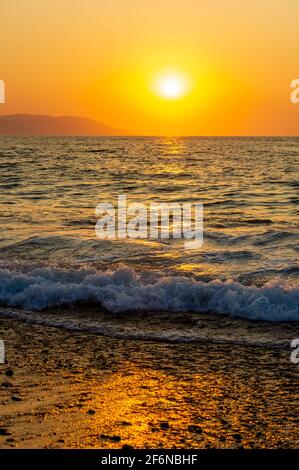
[154,74,188,100]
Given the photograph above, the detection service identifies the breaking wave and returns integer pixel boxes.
[0,265,298,322]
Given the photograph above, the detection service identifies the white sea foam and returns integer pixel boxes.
[0,266,298,321]
[0,307,290,348]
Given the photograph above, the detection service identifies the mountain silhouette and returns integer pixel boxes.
[0,114,126,136]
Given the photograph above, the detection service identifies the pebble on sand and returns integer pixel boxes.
[188,425,203,434]
[11,396,22,402]
[160,422,170,430]
[1,381,12,388]
[99,434,121,442]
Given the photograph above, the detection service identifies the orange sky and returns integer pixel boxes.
[0,0,299,135]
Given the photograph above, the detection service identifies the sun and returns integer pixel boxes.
[159,77,183,98]
[154,74,188,100]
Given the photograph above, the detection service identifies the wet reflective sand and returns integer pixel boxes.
[0,318,298,448]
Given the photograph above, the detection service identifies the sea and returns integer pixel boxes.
[0,136,298,346]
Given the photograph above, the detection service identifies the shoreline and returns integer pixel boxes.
[0,306,297,349]
[0,317,298,448]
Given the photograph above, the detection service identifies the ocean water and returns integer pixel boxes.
[0,136,298,344]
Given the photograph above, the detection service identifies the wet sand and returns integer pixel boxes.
[0,317,298,448]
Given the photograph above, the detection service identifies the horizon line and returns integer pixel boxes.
[0,113,299,138]
[1,134,299,138]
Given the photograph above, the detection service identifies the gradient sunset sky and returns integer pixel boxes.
[1,0,299,135]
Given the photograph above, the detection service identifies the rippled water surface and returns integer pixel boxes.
[0,137,298,331]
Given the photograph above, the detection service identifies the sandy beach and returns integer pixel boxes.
[0,317,298,449]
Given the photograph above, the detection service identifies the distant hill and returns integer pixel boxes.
[0,114,126,136]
